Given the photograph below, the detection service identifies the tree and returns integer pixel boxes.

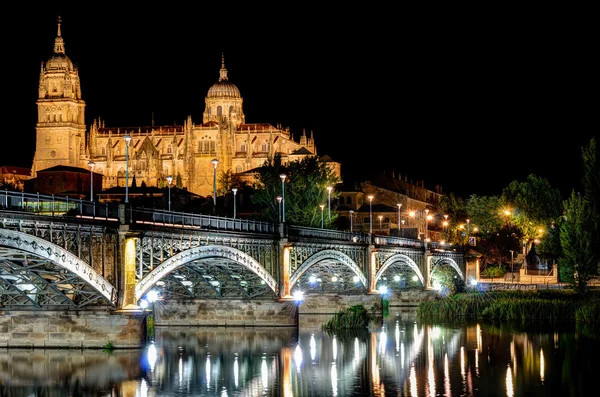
[501,174,563,265]
[580,136,600,273]
[252,154,340,226]
[559,191,598,292]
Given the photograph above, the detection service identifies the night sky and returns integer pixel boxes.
[3,6,596,198]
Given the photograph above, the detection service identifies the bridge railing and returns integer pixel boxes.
[131,208,276,234]
[287,225,370,242]
[1,190,119,220]
[374,235,425,248]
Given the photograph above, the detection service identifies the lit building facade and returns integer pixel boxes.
[32,18,322,198]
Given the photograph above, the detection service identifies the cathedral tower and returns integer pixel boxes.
[32,16,86,176]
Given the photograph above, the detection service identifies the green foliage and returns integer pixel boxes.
[560,190,599,292]
[432,265,465,295]
[480,263,506,278]
[322,304,375,330]
[103,341,114,352]
[501,174,563,254]
[465,194,503,239]
[418,290,600,326]
[252,154,340,226]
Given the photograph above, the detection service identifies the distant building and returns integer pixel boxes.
[25,165,100,199]
[0,166,32,191]
[30,18,339,199]
[336,171,444,241]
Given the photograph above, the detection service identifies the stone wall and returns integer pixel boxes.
[154,299,299,327]
[0,310,144,348]
[153,291,440,329]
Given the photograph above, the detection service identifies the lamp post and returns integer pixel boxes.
[424,209,430,245]
[123,135,132,203]
[166,176,173,211]
[443,214,449,242]
[326,185,332,222]
[88,161,95,202]
[378,215,383,234]
[276,196,282,223]
[510,250,515,282]
[280,174,287,223]
[320,204,325,229]
[232,187,238,219]
[466,219,470,245]
[211,159,218,209]
[349,210,354,232]
[368,195,374,234]
[397,203,402,236]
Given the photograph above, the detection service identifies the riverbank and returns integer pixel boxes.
[416,289,600,326]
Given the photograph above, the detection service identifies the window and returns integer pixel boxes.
[241,143,247,152]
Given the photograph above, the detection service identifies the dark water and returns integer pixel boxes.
[0,314,598,396]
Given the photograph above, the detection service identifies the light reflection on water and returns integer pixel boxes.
[0,314,598,396]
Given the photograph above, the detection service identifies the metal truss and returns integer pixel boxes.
[376,262,425,290]
[292,258,368,295]
[146,257,277,300]
[0,247,115,309]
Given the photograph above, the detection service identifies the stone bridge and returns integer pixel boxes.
[0,192,466,347]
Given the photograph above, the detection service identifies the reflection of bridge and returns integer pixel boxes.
[0,190,466,312]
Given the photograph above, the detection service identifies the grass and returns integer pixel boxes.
[322,304,377,331]
[417,289,600,326]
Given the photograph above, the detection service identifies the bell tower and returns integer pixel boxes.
[32,16,86,176]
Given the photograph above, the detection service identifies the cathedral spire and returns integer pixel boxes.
[53,15,66,55]
[219,53,229,82]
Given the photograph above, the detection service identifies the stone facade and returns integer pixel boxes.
[32,19,331,198]
[0,310,144,348]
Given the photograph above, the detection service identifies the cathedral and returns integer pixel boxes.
[31,18,327,198]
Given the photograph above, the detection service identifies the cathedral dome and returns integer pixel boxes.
[207,81,240,98]
[45,53,74,72]
[207,56,240,98]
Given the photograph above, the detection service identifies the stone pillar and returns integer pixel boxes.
[279,239,292,299]
[425,252,433,289]
[118,225,139,310]
[368,244,378,293]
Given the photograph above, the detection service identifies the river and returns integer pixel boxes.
[0,313,597,396]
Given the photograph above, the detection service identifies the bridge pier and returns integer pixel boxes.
[119,225,140,311]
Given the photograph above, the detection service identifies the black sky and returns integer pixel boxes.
[3,6,597,198]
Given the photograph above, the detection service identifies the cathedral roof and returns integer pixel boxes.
[207,55,241,98]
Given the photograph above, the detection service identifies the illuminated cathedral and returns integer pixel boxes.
[31,17,329,198]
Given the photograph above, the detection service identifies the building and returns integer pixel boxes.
[31,18,334,199]
[336,171,445,241]
[0,166,32,191]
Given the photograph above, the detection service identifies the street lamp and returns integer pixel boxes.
[320,204,325,229]
[349,210,354,232]
[88,161,95,202]
[368,195,374,234]
[397,203,402,236]
[378,215,383,233]
[276,196,282,223]
[211,159,218,208]
[510,250,515,282]
[443,214,449,241]
[232,188,238,219]
[280,174,287,223]
[123,135,132,203]
[466,218,470,244]
[326,185,332,222]
[166,175,173,211]
[424,209,431,243]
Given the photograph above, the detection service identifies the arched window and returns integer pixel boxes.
[167,145,173,154]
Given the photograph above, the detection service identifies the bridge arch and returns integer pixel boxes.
[289,249,367,293]
[0,229,116,306]
[135,245,278,301]
[430,256,464,280]
[375,253,425,289]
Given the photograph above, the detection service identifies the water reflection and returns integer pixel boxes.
[0,315,598,396]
